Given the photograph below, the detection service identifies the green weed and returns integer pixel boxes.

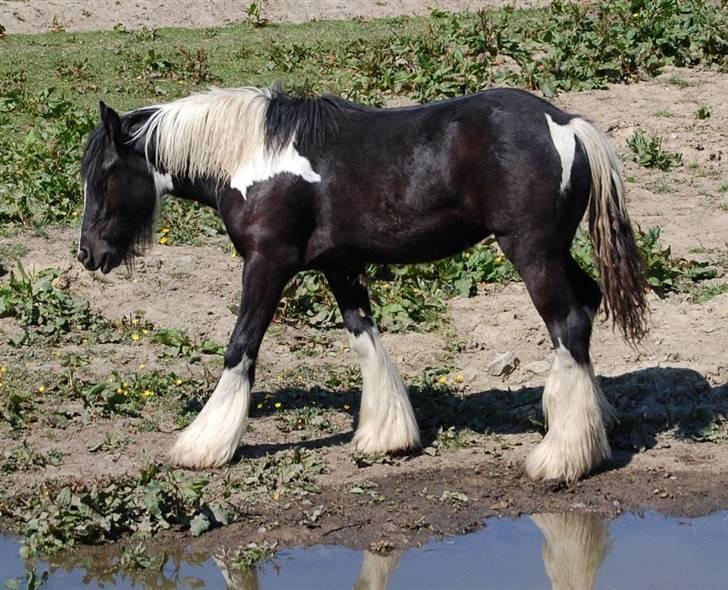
[230,541,278,571]
[279,239,516,333]
[152,327,224,360]
[275,406,337,434]
[245,2,270,28]
[572,226,719,294]
[0,89,94,225]
[695,104,712,119]
[627,130,683,170]
[0,265,100,345]
[238,448,326,498]
[690,282,728,303]
[2,442,63,474]
[18,464,229,557]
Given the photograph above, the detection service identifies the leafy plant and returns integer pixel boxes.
[275,406,336,434]
[627,130,683,170]
[245,2,269,27]
[0,265,100,345]
[695,104,712,119]
[572,226,718,294]
[238,448,326,498]
[0,89,94,225]
[230,541,277,570]
[19,464,229,557]
[278,240,516,333]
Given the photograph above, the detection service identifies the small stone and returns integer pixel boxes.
[488,352,519,377]
[524,360,551,375]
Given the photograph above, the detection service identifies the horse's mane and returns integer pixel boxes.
[122,86,367,183]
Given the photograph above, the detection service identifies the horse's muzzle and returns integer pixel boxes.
[77,247,118,273]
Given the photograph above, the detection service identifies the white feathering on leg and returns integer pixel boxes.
[169,357,251,469]
[526,344,614,482]
[348,329,420,454]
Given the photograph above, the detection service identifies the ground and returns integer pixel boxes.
[0,0,547,33]
[0,1,727,553]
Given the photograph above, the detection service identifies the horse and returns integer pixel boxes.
[78,86,648,482]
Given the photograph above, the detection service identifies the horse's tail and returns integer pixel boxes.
[571,118,648,344]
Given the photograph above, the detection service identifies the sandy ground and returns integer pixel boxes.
[0,0,548,33]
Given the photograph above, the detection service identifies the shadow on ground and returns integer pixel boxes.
[245,366,728,470]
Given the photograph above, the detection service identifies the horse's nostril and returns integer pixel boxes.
[77,248,89,264]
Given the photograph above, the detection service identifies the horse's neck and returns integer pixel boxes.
[164,173,220,210]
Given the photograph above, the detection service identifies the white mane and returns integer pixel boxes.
[131,87,273,183]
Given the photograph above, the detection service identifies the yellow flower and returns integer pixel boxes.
[131,333,141,342]
[138,363,145,369]
[142,329,149,335]
[344,404,351,410]
[257,403,263,409]
[116,387,123,393]
[108,376,114,383]
[175,378,183,385]
[159,236,169,245]
[455,374,464,383]
[161,227,170,234]
[0,367,8,375]
[122,381,129,388]
[142,389,154,398]
[37,385,46,393]
[131,318,140,326]
[437,376,447,385]
[274,401,282,409]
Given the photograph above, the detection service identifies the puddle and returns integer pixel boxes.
[2,511,728,589]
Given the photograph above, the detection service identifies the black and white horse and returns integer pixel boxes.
[79,86,648,482]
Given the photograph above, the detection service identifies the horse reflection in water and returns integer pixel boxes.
[214,514,609,590]
[532,512,611,590]
[214,548,402,590]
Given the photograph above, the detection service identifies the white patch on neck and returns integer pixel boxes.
[545,114,576,194]
[152,169,174,199]
[230,141,321,199]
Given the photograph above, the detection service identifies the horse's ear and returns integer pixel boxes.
[99,101,122,148]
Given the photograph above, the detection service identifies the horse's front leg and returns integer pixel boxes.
[325,271,420,454]
[170,255,293,469]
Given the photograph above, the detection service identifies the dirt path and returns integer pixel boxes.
[0,0,548,33]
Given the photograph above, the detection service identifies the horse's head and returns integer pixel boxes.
[78,102,164,273]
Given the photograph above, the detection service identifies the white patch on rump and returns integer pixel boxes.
[526,343,614,482]
[230,140,321,199]
[169,357,252,469]
[545,113,576,194]
[347,329,420,454]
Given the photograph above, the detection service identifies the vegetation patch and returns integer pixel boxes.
[627,129,683,170]
[12,464,230,558]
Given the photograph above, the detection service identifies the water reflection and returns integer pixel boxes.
[3,511,728,589]
[212,548,403,590]
[532,513,610,590]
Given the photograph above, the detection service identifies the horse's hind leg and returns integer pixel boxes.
[325,271,420,454]
[170,256,293,469]
[500,241,613,481]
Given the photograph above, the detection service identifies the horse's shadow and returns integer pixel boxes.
[241,366,727,471]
